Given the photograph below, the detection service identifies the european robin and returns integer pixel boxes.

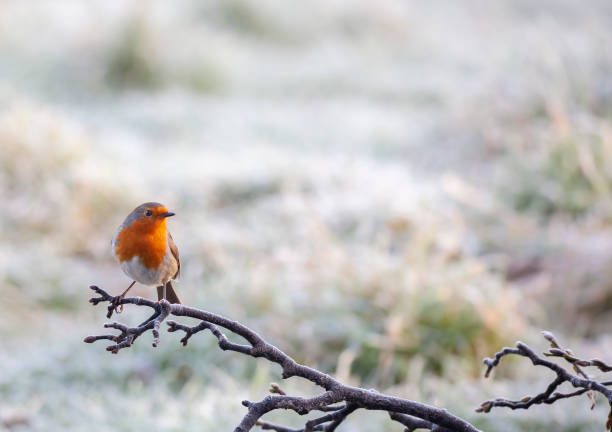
[112,202,181,307]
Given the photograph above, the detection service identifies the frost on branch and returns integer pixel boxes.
[84,285,479,432]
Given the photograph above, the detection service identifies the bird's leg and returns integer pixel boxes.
[155,284,168,302]
[114,281,136,313]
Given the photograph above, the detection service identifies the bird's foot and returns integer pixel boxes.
[112,294,126,314]
[155,298,170,307]
[88,286,126,319]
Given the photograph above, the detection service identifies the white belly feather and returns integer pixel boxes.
[118,245,178,286]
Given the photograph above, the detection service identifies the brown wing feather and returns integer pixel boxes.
[168,232,180,279]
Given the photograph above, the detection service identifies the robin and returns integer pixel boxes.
[112,202,181,308]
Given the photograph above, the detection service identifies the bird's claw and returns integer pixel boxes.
[112,295,125,314]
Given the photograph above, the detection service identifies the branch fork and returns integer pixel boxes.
[479,331,612,430]
[84,285,480,432]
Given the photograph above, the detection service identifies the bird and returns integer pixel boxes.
[111,202,181,308]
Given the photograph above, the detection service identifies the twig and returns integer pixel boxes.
[84,285,480,432]
[390,412,453,432]
[478,331,612,431]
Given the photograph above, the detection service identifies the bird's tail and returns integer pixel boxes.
[157,281,181,304]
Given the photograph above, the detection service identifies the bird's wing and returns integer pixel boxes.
[168,232,180,279]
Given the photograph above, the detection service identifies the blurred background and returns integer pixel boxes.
[1,1,612,430]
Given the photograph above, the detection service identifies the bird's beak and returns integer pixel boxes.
[161,212,175,218]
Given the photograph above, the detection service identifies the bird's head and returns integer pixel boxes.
[123,202,175,232]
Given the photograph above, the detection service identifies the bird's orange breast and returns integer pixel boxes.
[115,218,168,270]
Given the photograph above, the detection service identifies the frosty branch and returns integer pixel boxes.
[479,331,612,430]
[84,285,479,432]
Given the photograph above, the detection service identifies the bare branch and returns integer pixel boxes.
[256,420,303,432]
[390,411,453,432]
[479,331,612,431]
[85,285,480,432]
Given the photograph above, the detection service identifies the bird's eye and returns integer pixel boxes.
[145,209,153,217]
